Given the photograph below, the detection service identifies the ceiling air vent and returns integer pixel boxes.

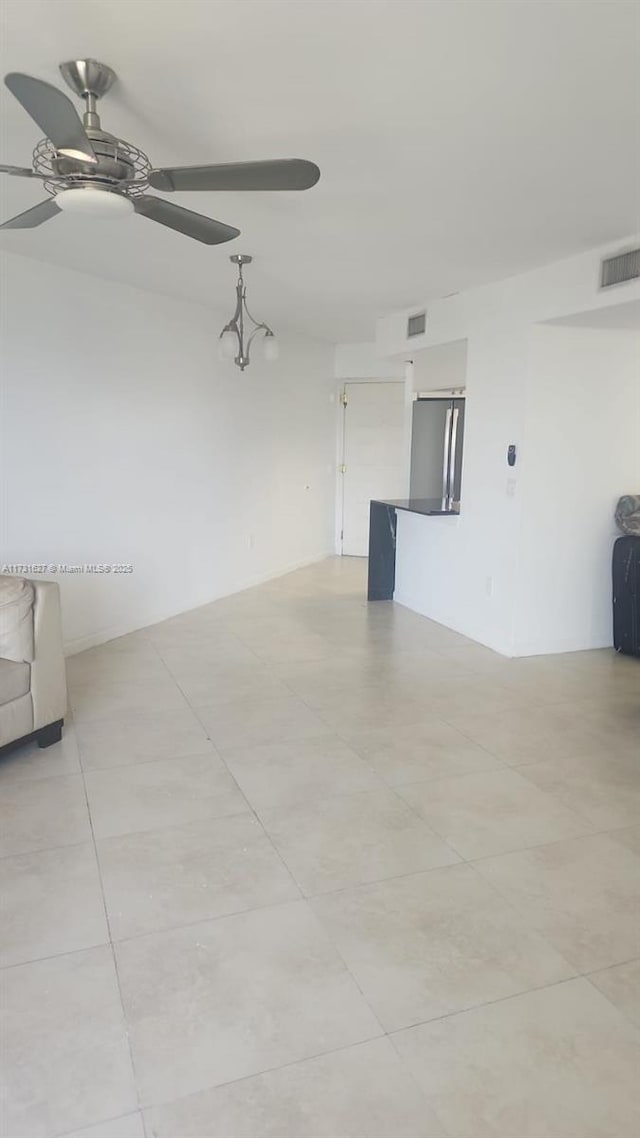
[407,311,426,338]
[600,248,640,289]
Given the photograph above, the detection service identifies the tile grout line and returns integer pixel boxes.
[77,751,146,1124]
[3,813,639,971]
[392,775,601,857]
[582,964,640,1034]
[85,677,310,950]
[78,745,219,776]
[387,967,640,1037]
[273,672,401,794]
[382,973,607,1138]
[201,741,308,909]
[132,952,612,1128]
[51,1108,145,1138]
[0,835,92,863]
[66,635,192,726]
[140,1034,390,1119]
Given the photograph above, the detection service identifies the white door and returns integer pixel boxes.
[341,381,407,556]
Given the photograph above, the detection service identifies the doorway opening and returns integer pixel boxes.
[339,380,406,556]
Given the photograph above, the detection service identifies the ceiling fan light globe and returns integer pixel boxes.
[219,329,237,360]
[263,333,279,362]
[55,186,133,218]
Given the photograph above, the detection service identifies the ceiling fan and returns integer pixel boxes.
[0,59,320,244]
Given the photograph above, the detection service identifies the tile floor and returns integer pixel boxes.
[1,556,639,1138]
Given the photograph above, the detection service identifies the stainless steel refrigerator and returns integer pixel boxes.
[409,396,465,504]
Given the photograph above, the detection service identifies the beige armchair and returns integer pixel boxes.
[0,576,67,750]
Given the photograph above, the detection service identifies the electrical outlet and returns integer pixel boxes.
[485,575,494,597]
[248,533,255,550]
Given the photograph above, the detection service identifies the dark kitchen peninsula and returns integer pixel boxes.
[367,499,459,601]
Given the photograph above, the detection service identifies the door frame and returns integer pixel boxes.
[336,378,407,556]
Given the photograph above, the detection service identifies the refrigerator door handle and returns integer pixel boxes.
[442,406,452,501]
[449,406,460,502]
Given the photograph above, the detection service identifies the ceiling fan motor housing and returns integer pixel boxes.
[34,129,151,198]
[51,131,142,184]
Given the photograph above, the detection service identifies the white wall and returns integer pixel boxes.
[376,238,640,357]
[334,341,404,380]
[382,234,640,655]
[395,324,529,653]
[411,339,468,393]
[0,253,335,653]
[514,323,640,654]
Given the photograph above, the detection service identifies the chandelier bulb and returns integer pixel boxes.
[263,333,279,362]
[219,329,237,361]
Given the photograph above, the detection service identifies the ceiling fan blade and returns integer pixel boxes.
[0,164,47,179]
[4,73,96,163]
[0,197,61,230]
[148,159,321,193]
[134,195,240,244]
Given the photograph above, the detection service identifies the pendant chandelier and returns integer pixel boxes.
[218,254,278,371]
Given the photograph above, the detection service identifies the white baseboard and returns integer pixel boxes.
[393,594,513,657]
[395,593,614,658]
[511,634,613,657]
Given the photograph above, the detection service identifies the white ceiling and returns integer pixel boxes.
[0,0,638,342]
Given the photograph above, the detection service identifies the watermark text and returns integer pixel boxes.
[1,563,134,575]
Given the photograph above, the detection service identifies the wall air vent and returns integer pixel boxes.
[407,311,427,338]
[600,248,640,289]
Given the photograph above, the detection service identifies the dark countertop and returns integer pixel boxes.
[372,498,460,516]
